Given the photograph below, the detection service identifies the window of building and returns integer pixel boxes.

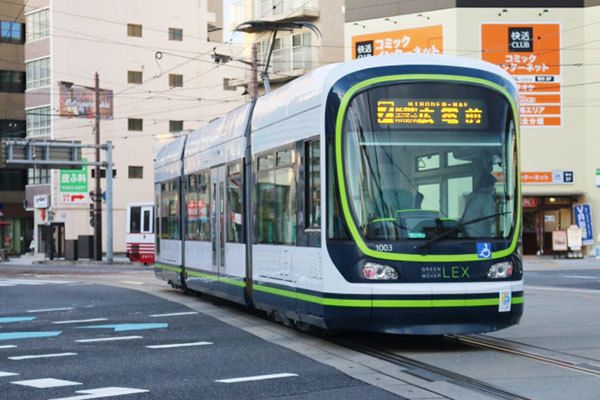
[257,147,296,244]
[227,162,243,243]
[223,78,236,91]
[0,21,25,44]
[25,9,49,42]
[305,140,320,228]
[0,170,27,191]
[169,120,183,132]
[185,171,210,241]
[0,70,25,93]
[168,28,182,41]
[26,57,51,89]
[0,120,25,138]
[292,32,311,70]
[127,70,143,84]
[27,168,49,185]
[26,106,51,136]
[91,169,117,178]
[128,166,143,179]
[160,180,180,240]
[128,118,143,131]
[127,23,142,37]
[169,74,183,87]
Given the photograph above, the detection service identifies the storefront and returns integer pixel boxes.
[522,196,578,255]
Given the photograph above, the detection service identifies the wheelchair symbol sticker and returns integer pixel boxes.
[477,242,492,259]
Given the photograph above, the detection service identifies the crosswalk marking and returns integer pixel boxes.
[27,307,74,313]
[216,373,298,383]
[54,318,108,325]
[48,387,149,400]
[146,341,212,349]
[9,352,77,361]
[149,311,198,317]
[11,378,82,388]
[76,336,142,343]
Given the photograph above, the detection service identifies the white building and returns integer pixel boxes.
[24,0,244,255]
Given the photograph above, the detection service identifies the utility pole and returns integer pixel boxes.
[250,43,258,99]
[94,72,102,261]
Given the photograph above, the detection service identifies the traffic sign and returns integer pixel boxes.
[60,159,89,205]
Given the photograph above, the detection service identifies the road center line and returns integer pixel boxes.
[8,352,77,360]
[149,312,198,317]
[54,318,109,325]
[0,345,17,349]
[76,336,142,343]
[146,341,212,349]
[48,387,149,400]
[216,373,298,383]
[27,307,74,313]
[0,371,19,377]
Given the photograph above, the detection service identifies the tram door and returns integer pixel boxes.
[210,166,227,275]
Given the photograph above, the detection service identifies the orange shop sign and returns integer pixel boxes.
[352,25,443,59]
[481,23,561,128]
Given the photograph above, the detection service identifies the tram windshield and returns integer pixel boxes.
[342,82,516,242]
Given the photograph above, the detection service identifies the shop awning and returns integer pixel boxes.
[0,221,11,226]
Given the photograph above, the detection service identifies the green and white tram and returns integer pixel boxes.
[154,54,523,334]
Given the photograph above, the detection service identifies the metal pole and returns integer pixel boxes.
[106,141,113,263]
[261,30,278,94]
[94,72,102,261]
[250,43,258,99]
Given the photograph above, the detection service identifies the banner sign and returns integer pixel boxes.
[59,82,113,119]
[521,170,573,184]
[60,159,89,205]
[573,203,594,245]
[481,23,561,127]
[352,25,443,59]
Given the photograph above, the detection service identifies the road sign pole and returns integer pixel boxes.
[94,72,102,261]
[106,141,113,263]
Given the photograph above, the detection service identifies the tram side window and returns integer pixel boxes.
[256,148,297,245]
[227,162,243,243]
[305,140,321,228]
[160,180,180,240]
[130,206,141,233]
[186,171,210,241]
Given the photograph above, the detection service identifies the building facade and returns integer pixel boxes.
[229,0,345,92]
[24,0,243,255]
[345,0,600,255]
[0,0,31,255]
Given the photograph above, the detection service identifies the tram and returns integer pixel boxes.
[154,54,523,334]
[126,203,155,264]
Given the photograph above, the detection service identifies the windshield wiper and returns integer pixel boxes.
[416,212,510,253]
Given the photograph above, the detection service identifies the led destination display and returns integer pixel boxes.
[376,99,487,129]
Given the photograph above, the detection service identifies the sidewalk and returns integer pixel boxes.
[523,255,600,271]
[0,253,134,267]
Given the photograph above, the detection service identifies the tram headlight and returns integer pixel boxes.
[487,261,514,279]
[361,262,399,280]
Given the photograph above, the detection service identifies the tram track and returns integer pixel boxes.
[330,337,532,400]
[447,334,600,378]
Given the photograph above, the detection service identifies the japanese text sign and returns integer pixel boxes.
[352,25,443,59]
[481,23,561,127]
[573,203,594,245]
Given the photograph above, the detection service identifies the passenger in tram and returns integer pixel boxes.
[461,172,496,237]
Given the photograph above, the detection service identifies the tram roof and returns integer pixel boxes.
[155,135,187,182]
[251,54,516,132]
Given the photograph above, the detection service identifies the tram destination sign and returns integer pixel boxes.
[376,99,487,129]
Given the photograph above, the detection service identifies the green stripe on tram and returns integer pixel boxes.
[186,269,246,287]
[155,263,182,273]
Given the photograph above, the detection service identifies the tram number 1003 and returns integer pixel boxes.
[374,243,394,252]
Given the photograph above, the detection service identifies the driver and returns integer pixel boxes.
[461,173,496,237]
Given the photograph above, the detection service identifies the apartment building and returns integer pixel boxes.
[229,0,345,92]
[24,0,243,255]
[0,0,31,255]
[345,0,600,256]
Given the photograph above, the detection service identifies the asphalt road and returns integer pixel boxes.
[0,281,400,400]
[525,269,600,291]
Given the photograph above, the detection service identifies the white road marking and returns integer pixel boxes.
[76,336,142,343]
[48,387,149,400]
[216,373,298,383]
[0,371,19,377]
[27,307,75,313]
[149,311,198,318]
[146,341,212,349]
[11,378,82,388]
[0,345,17,349]
[9,352,77,360]
[122,281,144,285]
[0,284,16,287]
[53,318,108,325]
[0,279,72,286]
